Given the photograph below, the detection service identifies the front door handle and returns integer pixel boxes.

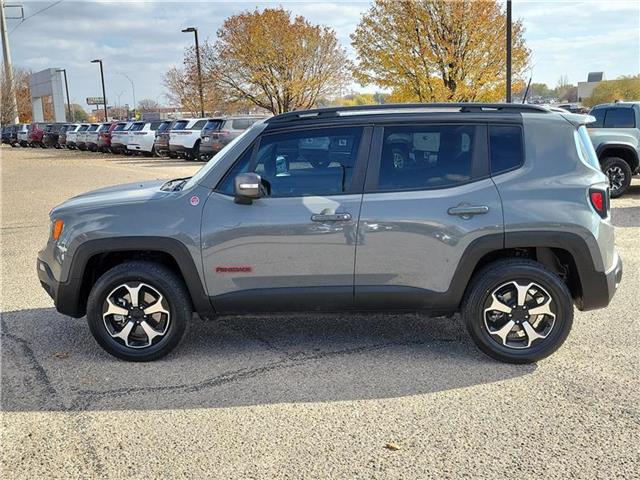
[311,212,352,222]
[447,205,489,217]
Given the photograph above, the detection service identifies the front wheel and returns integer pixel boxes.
[602,157,632,198]
[86,261,191,361]
[461,259,573,364]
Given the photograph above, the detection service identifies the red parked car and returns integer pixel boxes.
[28,123,46,148]
[97,122,119,152]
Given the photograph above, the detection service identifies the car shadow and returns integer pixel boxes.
[1,307,536,412]
[611,206,640,228]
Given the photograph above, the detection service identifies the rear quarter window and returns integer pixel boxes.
[489,125,524,175]
[604,108,635,128]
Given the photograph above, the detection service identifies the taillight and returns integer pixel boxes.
[589,188,608,219]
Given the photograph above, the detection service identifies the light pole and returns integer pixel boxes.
[91,59,108,121]
[56,69,72,121]
[506,0,512,103]
[118,72,136,119]
[182,27,204,117]
[1,0,19,123]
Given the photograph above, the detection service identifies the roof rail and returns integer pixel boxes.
[266,102,550,123]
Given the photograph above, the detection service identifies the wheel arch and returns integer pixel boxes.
[596,143,639,172]
[60,237,213,319]
[452,231,603,312]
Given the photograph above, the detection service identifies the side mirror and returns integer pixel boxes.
[234,172,262,204]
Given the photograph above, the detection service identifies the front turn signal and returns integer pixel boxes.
[52,219,64,240]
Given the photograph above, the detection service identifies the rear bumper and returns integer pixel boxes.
[578,252,622,311]
[199,142,223,155]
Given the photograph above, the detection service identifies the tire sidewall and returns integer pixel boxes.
[87,264,189,361]
[464,263,573,363]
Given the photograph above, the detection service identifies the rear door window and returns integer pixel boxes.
[489,125,524,175]
[603,108,635,128]
[376,125,477,190]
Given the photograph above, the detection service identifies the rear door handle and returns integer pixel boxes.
[311,213,352,222]
[447,205,489,217]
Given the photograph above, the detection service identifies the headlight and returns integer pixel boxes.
[51,219,64,241]
[203,136,210,142]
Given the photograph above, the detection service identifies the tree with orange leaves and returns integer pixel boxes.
[206,8,351,114]
[351,0,530,102]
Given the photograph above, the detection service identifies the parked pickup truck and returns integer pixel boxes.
[587,102,640,198]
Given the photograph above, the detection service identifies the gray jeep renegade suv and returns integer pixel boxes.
[37,103,623,363]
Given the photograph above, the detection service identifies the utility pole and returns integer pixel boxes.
[182,27,205,117]
[506,0,512,103]
[1,0,20,123]
[56,69,72,121]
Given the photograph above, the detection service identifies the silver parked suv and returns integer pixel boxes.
[37,103,622,363]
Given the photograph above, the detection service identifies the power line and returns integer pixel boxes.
[9,0,63,34]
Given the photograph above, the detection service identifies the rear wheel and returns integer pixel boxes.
[602,157,632,198]
[86,261,191,361]
[461,259,573,364]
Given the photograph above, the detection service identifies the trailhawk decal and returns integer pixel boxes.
[215,266,253,273]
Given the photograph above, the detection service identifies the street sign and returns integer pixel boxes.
[86,97,106,105]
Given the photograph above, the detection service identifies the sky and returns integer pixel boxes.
[5,0,640,110]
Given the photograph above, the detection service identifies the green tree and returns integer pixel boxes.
[584,76,640,107]
[350,0,530,102]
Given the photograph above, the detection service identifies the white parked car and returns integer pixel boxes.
[17,124,30,146]
[64,124,82,149]
[127,120,164,156]
[168,118,208,160]
[86,122,110,152]
[110,121,133,154]
[76,123,97,151]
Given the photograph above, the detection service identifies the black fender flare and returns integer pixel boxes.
[59,237,213,318]
[596,142,639,171]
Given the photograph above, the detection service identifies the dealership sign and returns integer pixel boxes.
[86,97,106,105]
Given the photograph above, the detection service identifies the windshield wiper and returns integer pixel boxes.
[161,177,191,191]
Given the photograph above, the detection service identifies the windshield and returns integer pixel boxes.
[183,122,264,190]
[88,125,99,132]
[78,125,89,132]
[130,122,145,131]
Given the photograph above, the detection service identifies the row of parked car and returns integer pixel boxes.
[1,115,267,161]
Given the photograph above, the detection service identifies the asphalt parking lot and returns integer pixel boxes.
[1,145,639,479]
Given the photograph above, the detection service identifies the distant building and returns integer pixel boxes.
[578,72,604,102]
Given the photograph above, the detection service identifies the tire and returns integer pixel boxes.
[601,157,632,198]
[461,258,573,364]
[86,261,191,361]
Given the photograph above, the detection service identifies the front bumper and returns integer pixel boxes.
[37,255,84,318]
[578,252,623,311]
